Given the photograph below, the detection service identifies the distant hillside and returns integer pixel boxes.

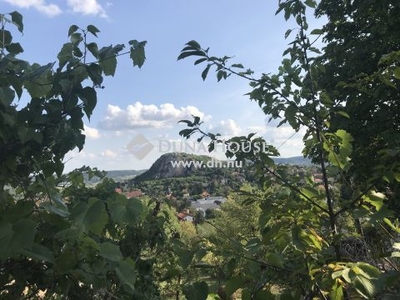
[133,153,311,182]
[84,169,146,185]
[273,156,312,166]
[134,152,215,181]
[105,170,147,182]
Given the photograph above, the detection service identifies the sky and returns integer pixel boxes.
[2,0,325,171]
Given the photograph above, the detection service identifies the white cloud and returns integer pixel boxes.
[3,0,109,17]
[101,149,117,158]
[264,125,306,157]
[246,125,268,135]
[64,149,97,170]
[83,124,101,139]
[4,0,62,17]
[67,149,97,159]
[99,102,210,130]
[211,119,242,137]
[67,0,107,18]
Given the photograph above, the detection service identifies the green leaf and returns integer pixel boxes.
[57,43,73,67]
[354,263,380,280]
[99,54,117,76]
[255,290,275,300]
[22,243,54,263]
[0,223,13,259]
[40,193,70,217]
[70,198,108,235]
[364,191,385,210]
[266,253,284,268]
[0,86,15,105]
[217,70,228,81]
[68,25,79,37]
[98,242,123,262]
[23,65,54,98]
[341,268,351,283]
[177,50,206,60]
[87,42,99,58]
[3,200,34,222]
[330,280,344,300]
[126,197,144,218]
[5,42,24,55]
[225,276,244,296]
[6,73,23,99]
[208,142,215,152]
[393,67,400,79]
[285,103,298,128]
[23,62,54,80]
[179,249,195,269]
[0,29,12,47]
[87,25,100,37]
[337,110,350,118]
[285,29,293,39]
[301,186,320,200]
[305,0,317,8]
[320,92,333,106]
[193,116,201,125]
[179,128,196,139]
[55,247,79,273]
[194,57,207,65]
[70,32,82,45]
[327,129,353,169]
[41,202,70,218]
[0,218,37,259]
[231,63,244,68]
[186,40,201,49]
[201,64,211,81]
[129,40,147,68]
[78,86,97,118]
[291,225,321,251]
[393,242,400,251]
[353,276,377,298]
[86,63,103,86]
[10,11,24,33]
[115,258,137,293]
[159,268,181,281]
[183,281,208,300]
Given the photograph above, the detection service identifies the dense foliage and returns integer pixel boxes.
[177,0,400,298]
[0,11,172,299]
[1,1,400,299]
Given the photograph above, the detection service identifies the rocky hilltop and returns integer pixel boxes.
[133,152,311,182]
[134,152,214,181]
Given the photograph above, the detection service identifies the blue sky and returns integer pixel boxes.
[2,0,324,171]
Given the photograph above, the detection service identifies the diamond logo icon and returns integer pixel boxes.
[127,133,155,160]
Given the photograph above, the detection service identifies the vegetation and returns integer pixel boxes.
[1,0,400,299]
[176,0,400,298]
[0,11,171,299]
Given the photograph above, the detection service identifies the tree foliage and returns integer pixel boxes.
[0,11,176,299]
[177,0,400,298]
[1,1,400,299]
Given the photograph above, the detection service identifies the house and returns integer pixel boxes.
[201,191,210,199]
[125,189,143,198]
[191,196,226,212]
[177,212,194,222]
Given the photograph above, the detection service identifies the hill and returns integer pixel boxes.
[133,152,311,182]
[134,152,216,181]
[105,169,147,181]
[84,169,146,185]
